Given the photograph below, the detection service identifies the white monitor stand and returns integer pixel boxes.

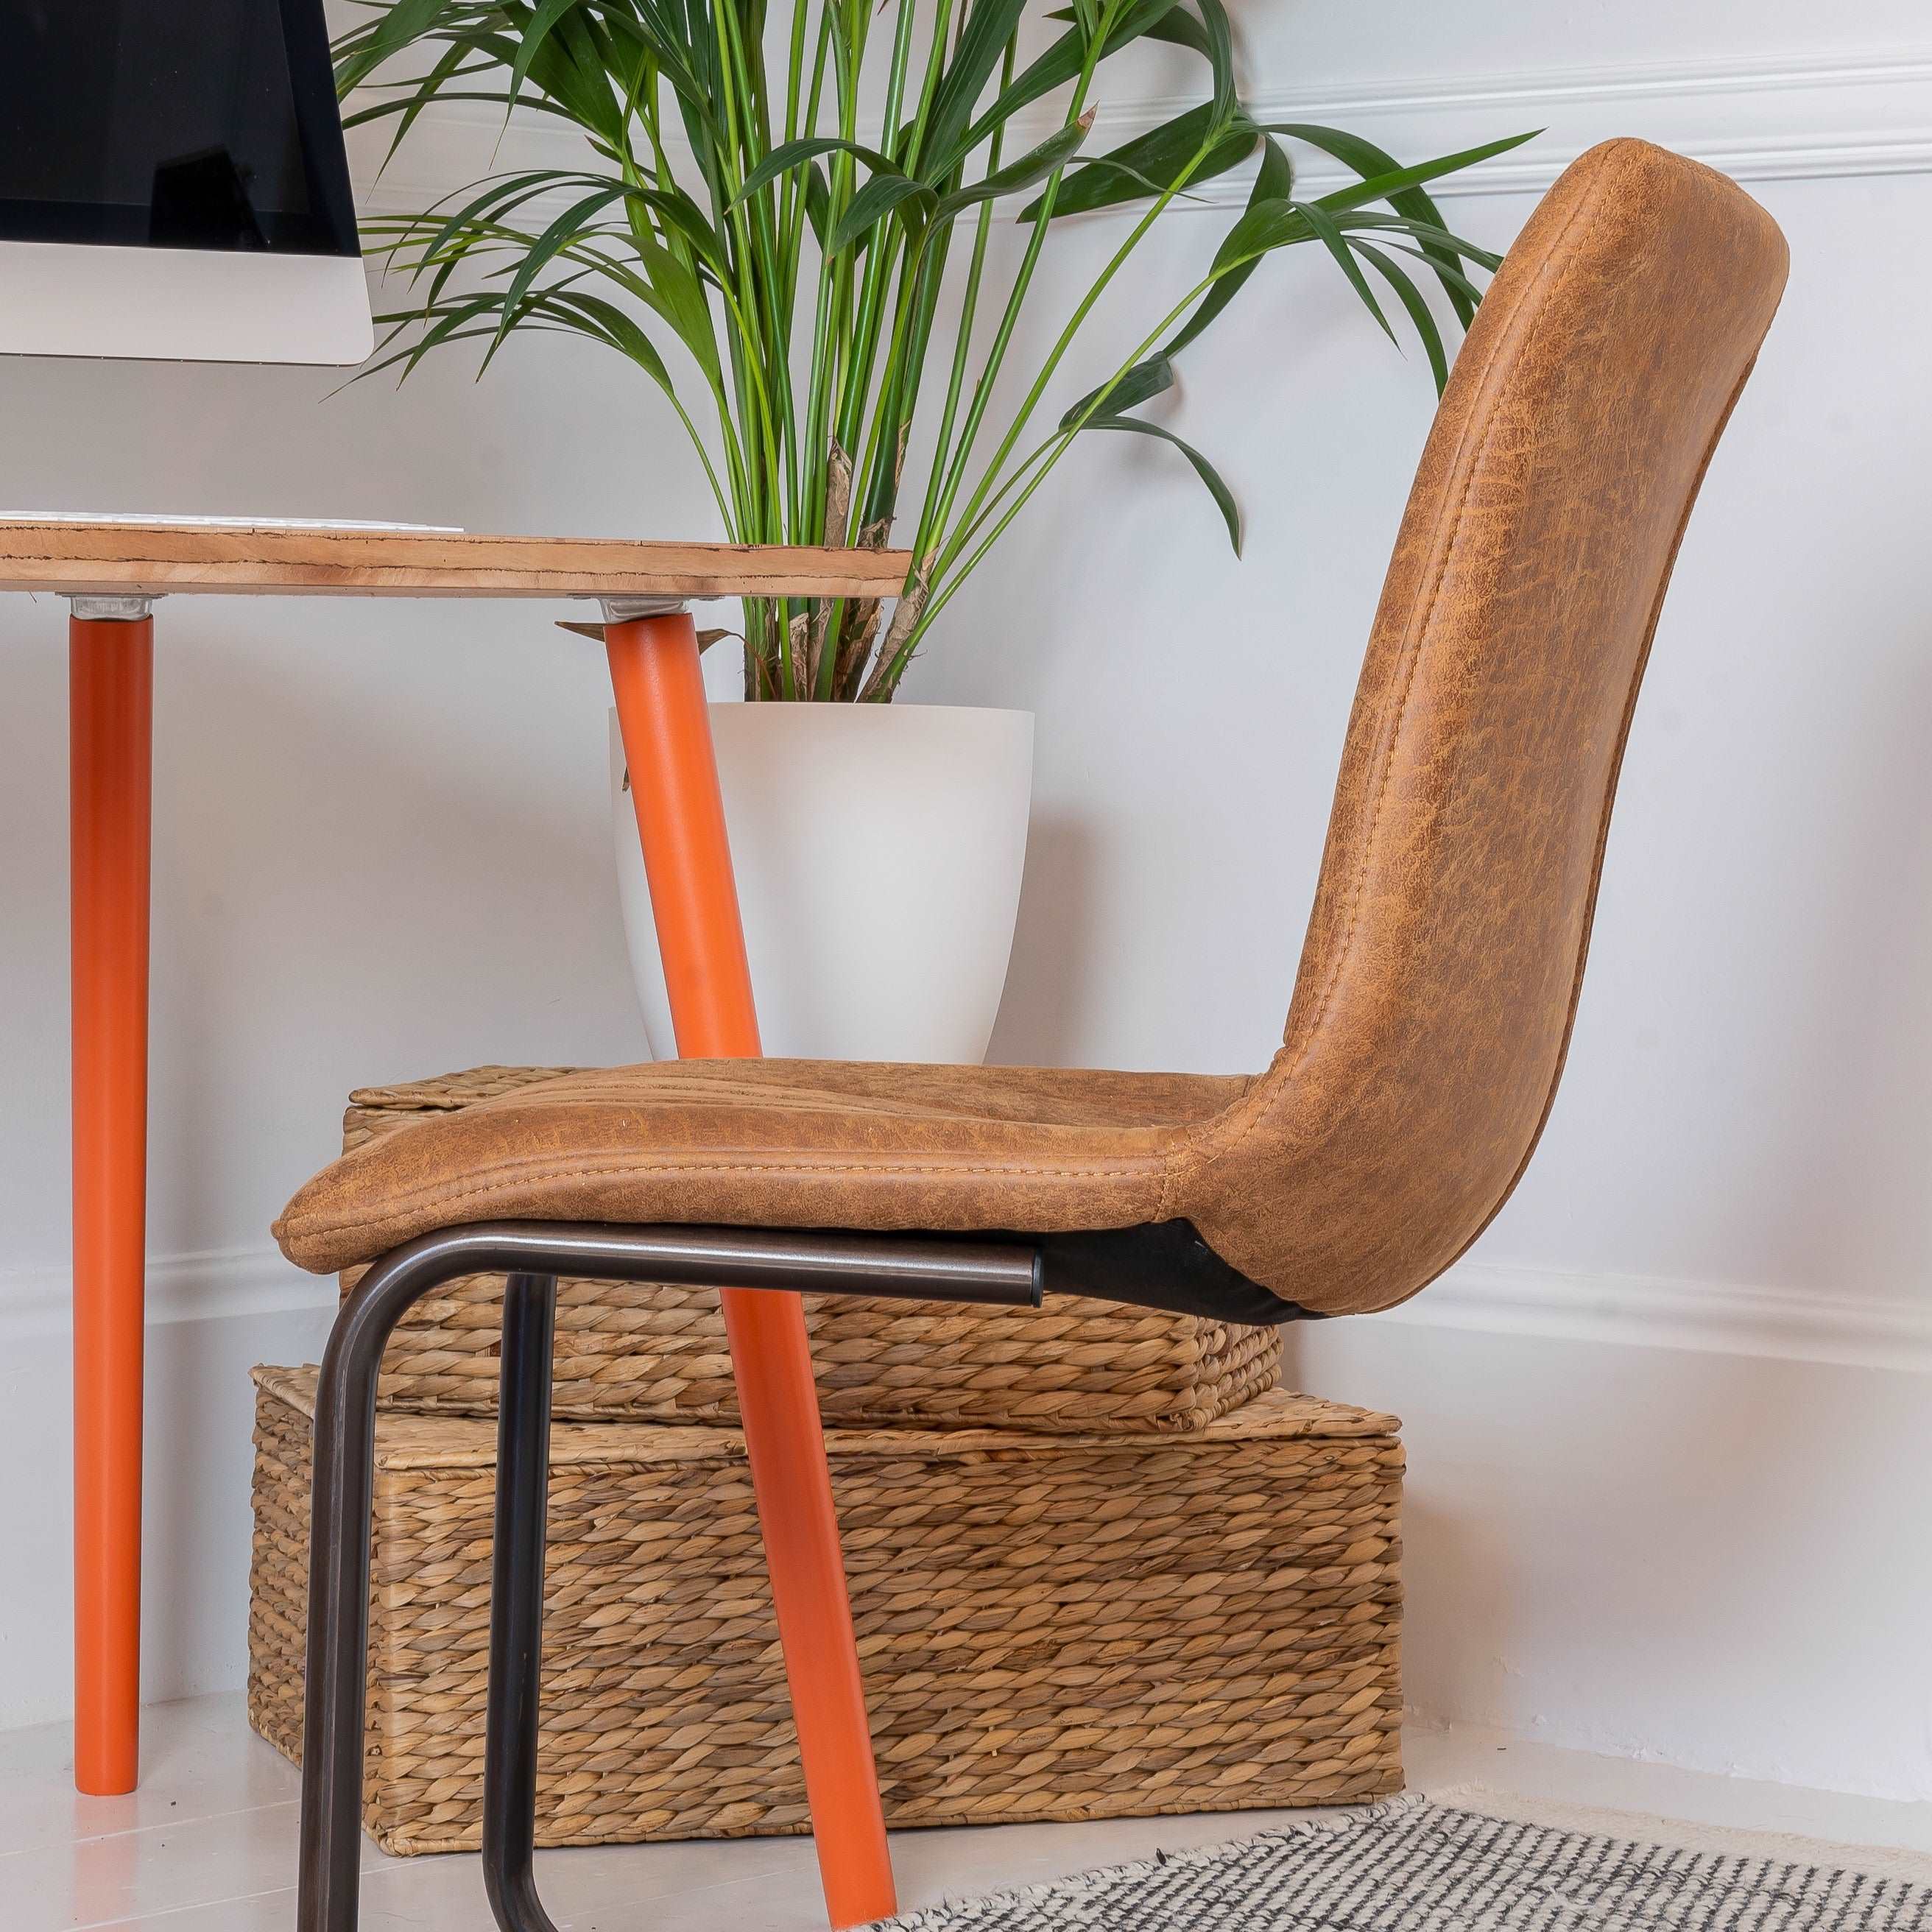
[0,241,371,364]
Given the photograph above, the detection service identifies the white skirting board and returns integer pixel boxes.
[1,1244,1922,1375]
[350,45,1932,224]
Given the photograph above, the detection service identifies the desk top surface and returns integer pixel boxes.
[0,521,912,602]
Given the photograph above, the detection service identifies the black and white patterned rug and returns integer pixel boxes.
[874,1791,1932,1930]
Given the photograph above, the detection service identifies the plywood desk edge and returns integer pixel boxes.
[0,523,914,599]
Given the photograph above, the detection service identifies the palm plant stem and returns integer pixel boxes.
[896,255,1257,674]
[912,12,1115,574]
[938,140,1208,584]
[911,39,1017,568]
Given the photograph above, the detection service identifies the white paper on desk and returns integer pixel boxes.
[0,512,465,532]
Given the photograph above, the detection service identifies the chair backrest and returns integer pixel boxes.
[1177,139,1788,1316]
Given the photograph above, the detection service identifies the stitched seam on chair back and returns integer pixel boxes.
[1163,159,1618,1202]
[1388,340,1775,1305]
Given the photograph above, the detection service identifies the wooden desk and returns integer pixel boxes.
[12,521,909,1928]
[0,520,908,601]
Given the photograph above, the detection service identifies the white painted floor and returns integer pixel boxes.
[7,1695,1932,1931]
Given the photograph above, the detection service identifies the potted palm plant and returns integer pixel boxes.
[338,0,1526,1060]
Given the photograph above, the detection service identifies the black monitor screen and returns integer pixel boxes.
[0,1,358,255]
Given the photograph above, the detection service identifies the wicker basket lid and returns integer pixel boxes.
[253,1364,1397,1472]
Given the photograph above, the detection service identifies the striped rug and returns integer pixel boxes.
[873,1791,1932,1929]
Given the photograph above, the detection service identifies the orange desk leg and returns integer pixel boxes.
[605,608,895,1931]
[69,607,155,1797]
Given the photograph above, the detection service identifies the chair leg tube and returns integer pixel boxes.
[482,1275,561,1932]
[295,1297,392,1931]
[297,1238,484,1932]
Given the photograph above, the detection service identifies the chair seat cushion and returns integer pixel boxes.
[273,1059,1249,1275]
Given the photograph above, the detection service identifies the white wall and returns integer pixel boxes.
[2,1,1930,1802]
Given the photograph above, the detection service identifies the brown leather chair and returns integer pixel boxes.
[285,138,1786,1931]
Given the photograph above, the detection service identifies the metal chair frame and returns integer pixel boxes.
[298,1221,1043,1932]
[295,1216,1305,1931]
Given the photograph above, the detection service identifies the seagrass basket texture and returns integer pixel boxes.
[339,1065,1282,1433]
[247,1365,1403,1853]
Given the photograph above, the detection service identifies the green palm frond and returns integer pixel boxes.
[336,0,1533,698]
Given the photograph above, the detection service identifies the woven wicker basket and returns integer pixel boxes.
[247,1364,1402,1853]
[339,1066,1283,1433]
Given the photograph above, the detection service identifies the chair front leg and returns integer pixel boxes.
[291,1220,1038,1932]
[296,1236,488,1932]
[296,1282,400,1930]
[482,1274,563,1932]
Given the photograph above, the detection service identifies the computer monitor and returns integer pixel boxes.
[0,1,372,364]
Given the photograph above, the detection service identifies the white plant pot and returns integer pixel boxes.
[612,702,1033,1064]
